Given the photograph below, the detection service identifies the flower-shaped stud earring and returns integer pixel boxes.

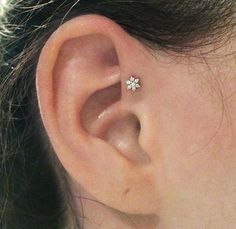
[126,76,141,92]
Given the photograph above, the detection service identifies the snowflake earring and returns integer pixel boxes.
[126,76,141,92]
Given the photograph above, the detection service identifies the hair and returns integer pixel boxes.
[0,0,235,228]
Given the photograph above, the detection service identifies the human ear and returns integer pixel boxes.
[36,14,159,215]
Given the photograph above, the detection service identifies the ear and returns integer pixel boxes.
[36,14,158,214]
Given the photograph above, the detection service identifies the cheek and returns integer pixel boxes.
[160,81,222,157]
[150,73,224,185]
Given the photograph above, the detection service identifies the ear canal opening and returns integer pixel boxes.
[101,113,149,165]
[136,118,141,133]
[80,81,121,133]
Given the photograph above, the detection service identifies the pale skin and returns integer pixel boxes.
[36,14,236,228]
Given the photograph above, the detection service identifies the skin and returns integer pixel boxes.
[36,14,236,228]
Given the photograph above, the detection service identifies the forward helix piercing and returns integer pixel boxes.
[126,76,141,92]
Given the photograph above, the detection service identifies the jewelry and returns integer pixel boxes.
[126,76,141,92]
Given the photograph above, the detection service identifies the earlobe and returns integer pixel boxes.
[36,14,159,214]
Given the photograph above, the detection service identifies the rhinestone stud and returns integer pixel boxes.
[126,76,141,92]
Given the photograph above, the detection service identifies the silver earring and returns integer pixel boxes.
[126,76,141,92]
